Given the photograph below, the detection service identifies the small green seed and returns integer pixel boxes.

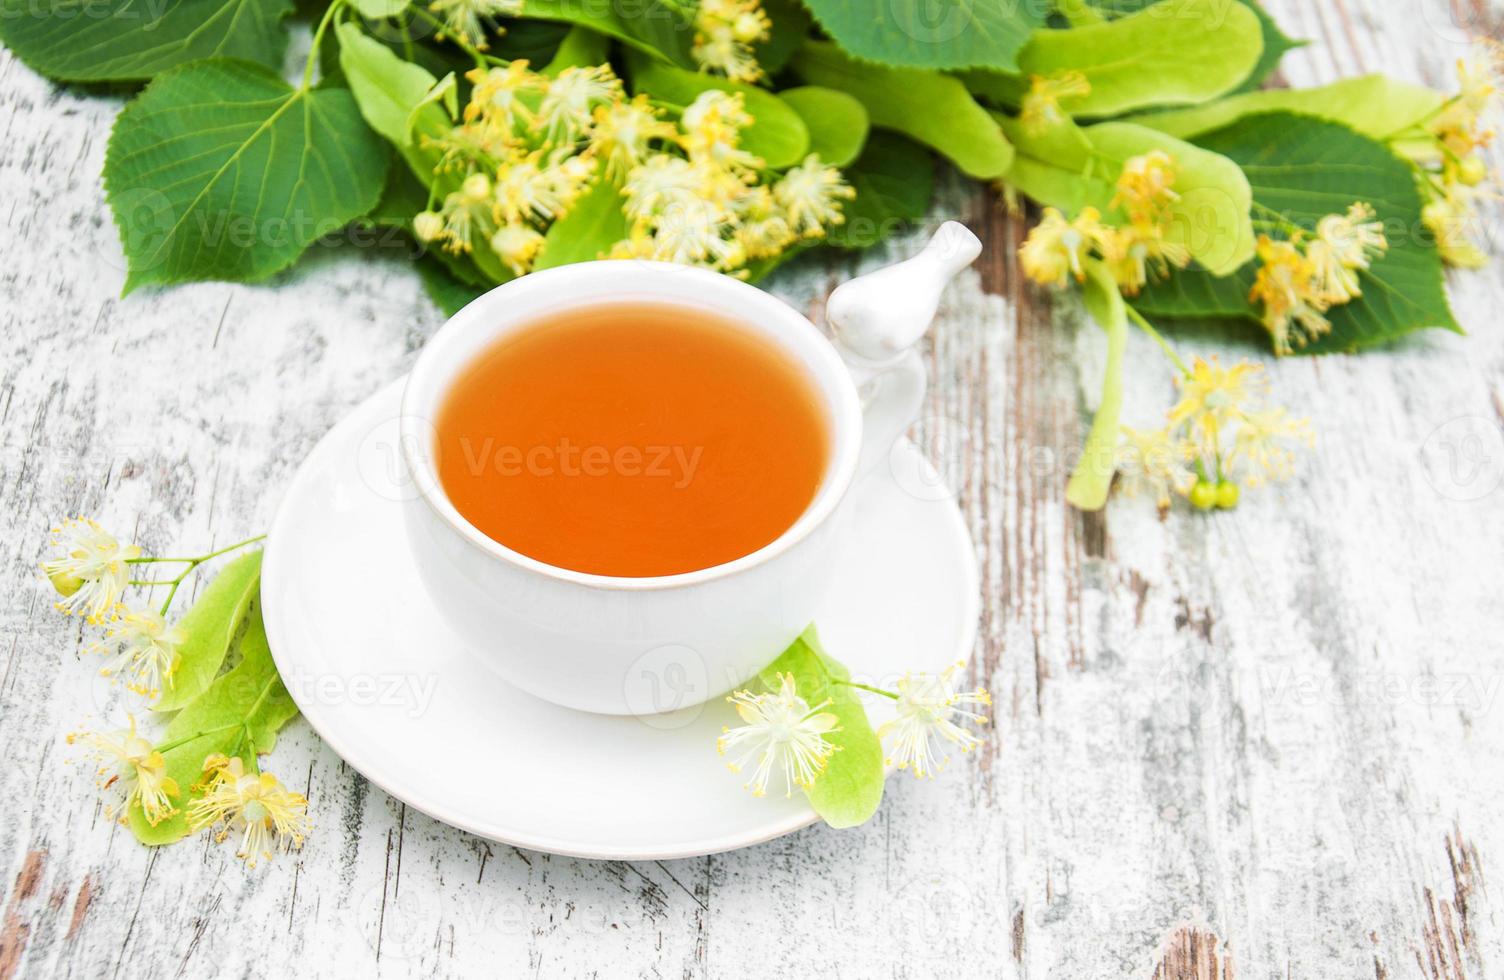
[1215,481,1241,509]
[1189,481,1218,510]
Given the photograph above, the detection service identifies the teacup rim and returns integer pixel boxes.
[400,260,863,592]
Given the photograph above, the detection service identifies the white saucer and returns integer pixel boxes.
[262,379,978,859]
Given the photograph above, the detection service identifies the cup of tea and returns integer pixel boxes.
[400,223,981,714]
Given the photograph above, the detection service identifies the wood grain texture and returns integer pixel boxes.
[3,1,1504,976]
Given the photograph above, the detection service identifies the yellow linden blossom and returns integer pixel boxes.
[69,716,179,826]
[427,0,523,51]
[1112,150,1181,229]
[423,60,850,277]
[1019,206,1112,287]
[1103,223,1191,296]
[1020,71,1091,133]
[773,155,855,238]
[693,0,772,83]
[1247,236,1332,355]
[1168,356,1264,434]
[188,756,310,868]
[1116,425,1196,509]
[1229,407,1314,487]
[717,673,840,797]
[1305,202,1388,305]
[1423,190,1490,269]
[89,607,185,699]
[590,95,676,179]
[42,518,139,623]
[876,662,990,778]
[1431,40,1501,160]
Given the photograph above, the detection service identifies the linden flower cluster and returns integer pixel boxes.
[1247,202,1388,355]
[42,519,182,698]
[1408,40,1502,268]
[1019,150,1192,297]
[1116,357,1313,511]
[716,665,990,797]
[427,0,523,51]
[692,0,772,83]
[415,61,852,278]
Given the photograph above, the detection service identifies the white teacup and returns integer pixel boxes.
[401,223,981,715]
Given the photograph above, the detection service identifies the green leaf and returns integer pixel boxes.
[999,117,1254,275]
[337,22,440,148]
[1066,261,1127,511]
[419,257,489,315]
[518,0,695,68]
[543,23,612,73]
[790,41,1012,179]
[153,551,263,713]
[798,0,1045,71]
[130,608,300,845]
[0,0,291,82]
[757,627,883,828]
[351,0,409,15]
[1128,74,1446,142]
[626,54,810,169]
[1133,112,1461,353]
[103,59,389,292]
[756,0,813,74]
[1006,0,1265,116]
[535,165,629,269]
[777,87,869,167]
[826,131,933,249]
[1230,0,1303,93]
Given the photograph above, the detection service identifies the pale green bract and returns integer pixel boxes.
[791,41,1014,180]
[777,87,870,168]
[103,59,388,293]
[534,164,629,270]
[1127,74,1447,142]
[1066,261,1129,511]
[152,551,263,713]
[1013,0,1265,116]
[756,628,884,829]
[349,0,409,16]
[0,0,291,82]
[336,23,440,148]
[1000,116,1255,276]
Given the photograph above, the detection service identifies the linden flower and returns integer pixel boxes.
[537,65,621,145]
[427,0,522,50]
[1116,425,1196,509]
[693,0,771,83]
[1019,207,1111,288]
[732,187,795,259]
[1112,151,1180,228]
[1229,407,1314,486]
[622,155,702,221]
[1423,190,1490,269]
[590,96,676,179]
[1168,356,1263,434]
[646,199,743,268]
[717,673,840,797]
[679,91,763,172]
[42,519,139,623]
[490,222,545,276]
[1305,202,1388,304]
[465,62,540,130]
[1247,236,1332,355]
[1103,224,1190,296]
[772,155,854,239]
[1020,71,1091,133]
[493,154,580,224]
[89,607,185,699]
[188,756,310,868]
[877,663,990,779]
[68,716,179,826]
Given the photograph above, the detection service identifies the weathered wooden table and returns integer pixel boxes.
[3,1,1502,976]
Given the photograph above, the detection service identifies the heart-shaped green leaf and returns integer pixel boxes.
[798,0,1045,71]
[1133,112,1462,354]
[0,0,291,82]
[104,59,388,293]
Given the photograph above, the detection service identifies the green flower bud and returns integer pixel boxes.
[1189,481,1218,510]
[1215,480,1241,509]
